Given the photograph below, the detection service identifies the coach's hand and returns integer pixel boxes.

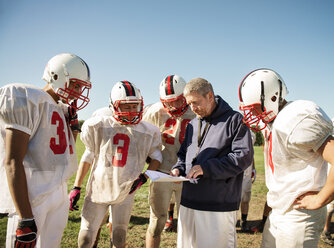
[69,186,81,211]
[15,218,37,248]
[186,165,203,179]
[68,100,81,132]
[129,173,147,194]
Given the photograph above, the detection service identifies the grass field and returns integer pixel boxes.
[0,138,332,247]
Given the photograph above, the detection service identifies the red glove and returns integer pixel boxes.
[15,218,37,248]
[69,186,81,211]
[68,100,81,132]
[129,173,147,194]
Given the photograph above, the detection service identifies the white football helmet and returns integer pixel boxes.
[109,81,143,125]
[239,68,288,131]
[42,53,91,110]
[159,75,189,117]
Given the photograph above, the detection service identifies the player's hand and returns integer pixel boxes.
[68,100,81,132]
[129,173,147,194]
[251,169,256,183]
[69,186,81,211]
[293,191,322,210]
[170,169,180,177]
[15,218,37,248]
[170,169,182,184]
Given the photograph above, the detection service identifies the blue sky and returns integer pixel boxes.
[1,0,333,120]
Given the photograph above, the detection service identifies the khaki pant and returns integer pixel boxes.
[241,166,252,203]
[147,181,182,236]
[78,193,135,247]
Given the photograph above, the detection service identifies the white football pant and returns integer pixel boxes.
[6,182,69,248]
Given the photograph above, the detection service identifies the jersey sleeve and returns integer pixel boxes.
[147,125,163,162]
[288,109,333,155]
[0,86,38,135]
[80,118,99,153]
[143,103,160,126]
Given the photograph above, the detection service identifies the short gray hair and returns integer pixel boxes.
[183,77,214,97]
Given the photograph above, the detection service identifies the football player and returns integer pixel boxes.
[320,118,334,246]
[250,127,272,233]
[69,106,114,248]
[143,75,195,248]
[239,68,334,247]
[239,130,256,232]
[71,81,162,248]
[0,53,91,248]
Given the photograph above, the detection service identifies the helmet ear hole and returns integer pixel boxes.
[271,96,277,102]
[53,74,58,80]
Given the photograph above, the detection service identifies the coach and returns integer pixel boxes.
[171,77,253,248]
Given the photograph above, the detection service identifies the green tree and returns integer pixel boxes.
[253,130,263,146]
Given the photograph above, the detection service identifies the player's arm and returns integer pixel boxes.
[129,130,162,194]
[294,135,334,209]
[4,128,32,218]
[145,159,160,176]
[71,130,79,141]
[68,101,81,141]
[251,157,256,183]
[129,160,160,195]
[73,161,92,188]
[5,128,38,247]
[69,149,94,211]
[129,153,162,194]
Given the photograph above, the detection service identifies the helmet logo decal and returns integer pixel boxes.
[121,81,135,96]
[165,75,175,95]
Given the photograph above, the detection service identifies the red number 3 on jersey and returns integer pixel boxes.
[50,111,74,155]
[112,133,130,167]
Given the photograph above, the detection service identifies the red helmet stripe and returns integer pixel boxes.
[121,81,135,96]
[165,75,175,96]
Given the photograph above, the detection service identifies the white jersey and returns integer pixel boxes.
[264,100,333,214]
[143,102,195,174]
[0,83,77,213]
[81,115,162,204]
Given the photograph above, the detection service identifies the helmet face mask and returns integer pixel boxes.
[239,69,288,131]
[110,81,143,125]
[159,75,189,117]
[160,94,188,117]
[239,103,273,131]
[43,53,92,110]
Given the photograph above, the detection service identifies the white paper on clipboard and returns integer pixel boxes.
[145,170,198,184]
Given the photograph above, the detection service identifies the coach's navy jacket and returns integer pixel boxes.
[172,95,253,212]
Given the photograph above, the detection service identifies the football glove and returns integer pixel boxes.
[129,173,147,194]
[251,169,256,183]
[69,186,81,211]
[15,218,37,248]
[68,100,81,132]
